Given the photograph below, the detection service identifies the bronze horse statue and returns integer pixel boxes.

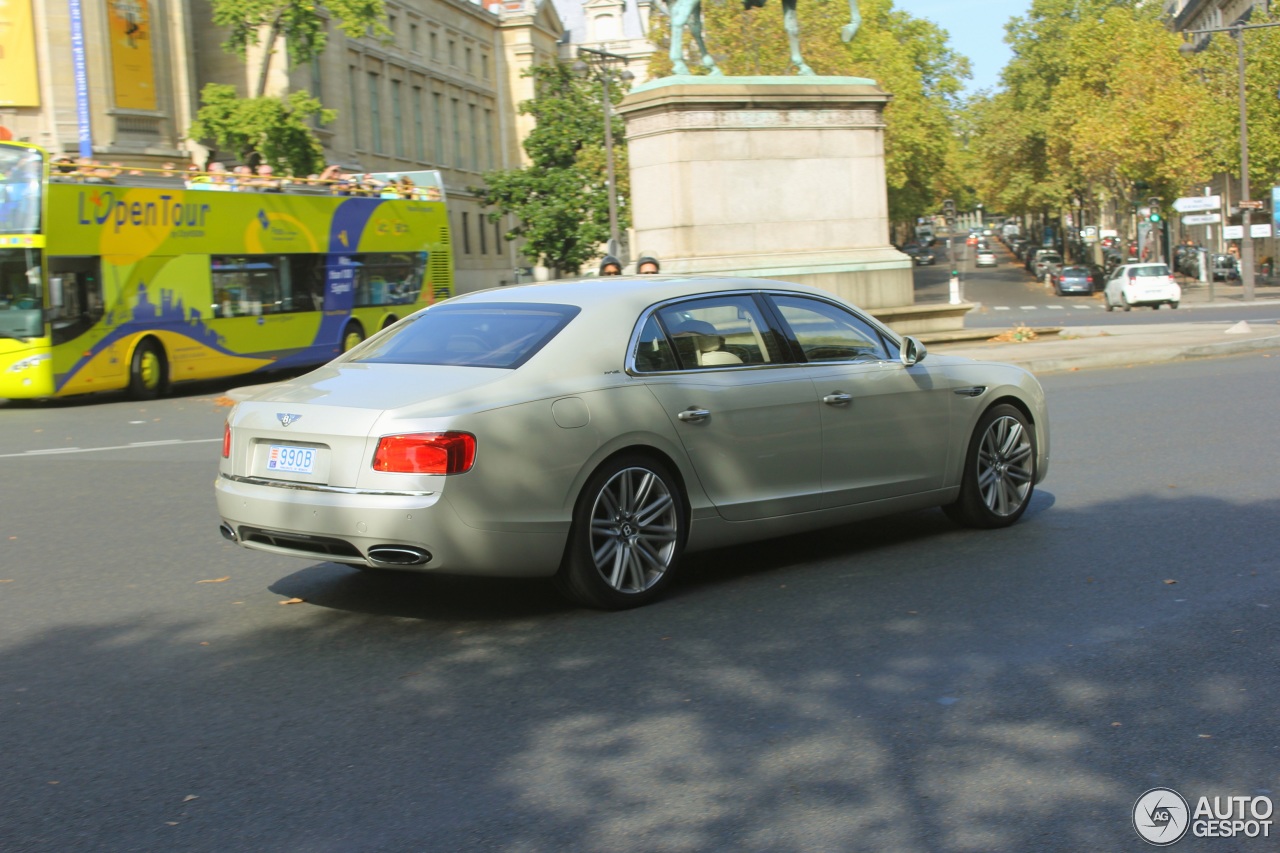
[667,0,860,76]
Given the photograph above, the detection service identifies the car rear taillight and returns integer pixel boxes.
[222,421,231,458]
[1087,276,1094,283]
[373,432,476,474]
[1058,275,1066,283]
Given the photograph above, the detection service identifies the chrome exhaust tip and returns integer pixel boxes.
[367,545,432,567]
[219,522,238,542]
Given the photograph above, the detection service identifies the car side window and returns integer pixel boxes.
[768,295,892,363]
[647,295,782,370]
[632,316,680,372]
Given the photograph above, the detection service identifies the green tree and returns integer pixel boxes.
[647,0,972,226]
[476,63,630,276]
[188,84,336,176]
[212,0,391,98]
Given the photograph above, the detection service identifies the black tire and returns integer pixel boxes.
[1122,295,1132,312]
[341,322,365,352]
[1170,301,1179,309]
[128,339,167,400]
[943,404,1036,529]
[554,454,687,610]
[1105,295,1114,312]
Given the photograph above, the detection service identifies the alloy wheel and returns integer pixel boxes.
[588,467,679,593]
[976,415,1034,517]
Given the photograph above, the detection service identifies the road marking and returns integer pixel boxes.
[994,306,1011,311]
[1045,305,1065,310]
[0,438,220,459]
[1020,306,1038,311]
[1074,305,1095,310]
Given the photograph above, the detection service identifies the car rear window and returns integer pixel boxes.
[1129,265,1170,277]
[341,302,580,369]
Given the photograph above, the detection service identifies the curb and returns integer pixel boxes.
[934,333,1280,375]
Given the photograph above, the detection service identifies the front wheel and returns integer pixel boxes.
[128,339,167,400]
[554,455,686,610]
[1170,302,1179,309]
[943,404,1036,529]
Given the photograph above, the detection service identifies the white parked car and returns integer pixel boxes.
[1104,263,1181,311]
[976,249,997,267]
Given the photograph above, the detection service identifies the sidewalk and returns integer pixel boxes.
[928,318,1280,374]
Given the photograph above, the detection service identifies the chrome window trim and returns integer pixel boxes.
[221,472,435,497]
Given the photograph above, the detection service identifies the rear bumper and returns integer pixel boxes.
[215,474,566,577]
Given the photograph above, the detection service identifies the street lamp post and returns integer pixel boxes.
[573,47,634,260]
[1180,20,1280,303]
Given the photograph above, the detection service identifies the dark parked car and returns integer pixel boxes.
[914,248,937,265]
[1211,254,1240,282]
[1052,265,1100,295]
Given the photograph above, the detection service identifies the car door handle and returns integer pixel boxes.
[954,386,987,397]
[822,393,852,406]
[677,408,711,422]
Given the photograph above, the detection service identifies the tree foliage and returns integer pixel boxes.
[188,84,336,176]
[477,63,630,275]
[646,0,972,225]
[212,0,391,96]
[968,0,1221,226]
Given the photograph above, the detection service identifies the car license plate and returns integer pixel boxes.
[267,445,316,474]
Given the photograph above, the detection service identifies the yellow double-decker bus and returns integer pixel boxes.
[0,142,453,400]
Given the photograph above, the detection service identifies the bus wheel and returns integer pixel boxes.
[381,315,398,331]
[342,322,365,352]
[128,340,167,400]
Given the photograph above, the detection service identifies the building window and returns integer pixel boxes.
[465,47,473,75]
[410,22,419,53]
[387,14,397,41]
[461,212,471,254]
[433,92,445,164]
[368,73,383,152]
[482,53,489,80]
[468,104,477,172]
[413,86,426,161]
[479,212,487,254]
[448,39,456,66]
[494,220,502,251]
[391,79,405,158]
[349,66,361,149]
[430,31,438,60]
[451,98,462,170]
[485,108,495,171]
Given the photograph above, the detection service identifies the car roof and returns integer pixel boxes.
[438,275,862,316]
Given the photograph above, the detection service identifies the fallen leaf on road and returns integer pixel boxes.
[1198,734,1212,738]
[1164,579,1177,585]
[279,597,305,605]
[214,396,237,407]
[196,576,230,584]
[183,795,199,802]
[0,579,13,583]
[1111,722,1122,727]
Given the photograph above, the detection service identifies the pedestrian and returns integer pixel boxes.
[636,254,661,274]
[599,255,622,276]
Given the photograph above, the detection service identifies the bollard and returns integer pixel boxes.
[949,269,962,305]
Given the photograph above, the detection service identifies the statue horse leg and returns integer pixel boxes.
[688,8,723,75]
[668,0,721,75]
[781,0,814,75]
[841,0,861,43]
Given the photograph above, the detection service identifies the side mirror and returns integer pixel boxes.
[901,335,927,366]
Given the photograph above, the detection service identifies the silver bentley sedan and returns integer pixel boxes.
[216,277,1049,609]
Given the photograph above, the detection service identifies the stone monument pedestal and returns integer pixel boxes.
[618,77,968,334]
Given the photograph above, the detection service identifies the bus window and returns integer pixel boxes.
[48,257,105,345]
[352,252,427,307]
[0,247,44,340]
[287,255,326,312]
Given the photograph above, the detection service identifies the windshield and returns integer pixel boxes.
[341,302,580,369]
[0,146,44,234]
[0,247,44,341]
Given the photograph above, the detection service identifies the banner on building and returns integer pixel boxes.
[107,0,157,110]
[0,0,42,107]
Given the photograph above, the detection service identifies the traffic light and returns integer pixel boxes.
[1147,196,1161,223]
[1149,209,1162,223]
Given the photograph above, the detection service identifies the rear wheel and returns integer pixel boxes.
[554,455,686,610]
[944,404,1035,529]
[341,322,365,352]
[1170,301,1179,309]
[1121,294,1132,312]
[128,339,167,400]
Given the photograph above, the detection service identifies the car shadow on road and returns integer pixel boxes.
[266,493,1057,621]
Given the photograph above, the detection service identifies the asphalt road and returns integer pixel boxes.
[914,240,1280,329]
[2,356,1278,852]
